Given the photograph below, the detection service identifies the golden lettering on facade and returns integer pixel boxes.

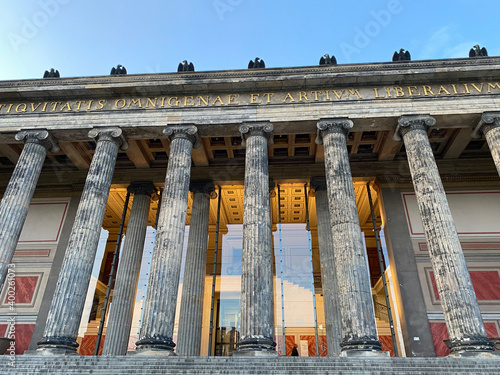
[332,89,344,99]
[348,89,363,99]
[263,93,273,103]
[75,101,86,111]
[250,94,261,104]
[168,97,180,107]
[407,86,420,97]
[1,82,500,115]
[146,97,158,108]
[128,98,142,108]
[16,103,27,112]
[299,91,309,101]
[283,93,295,102]
[115,99,126,109]
[198,96,209,106]
[183,96,195,107]
[60,102,72,111]
[437,86,451,95]
[487,82,500,92]
[373,88,385,98]
[227,94,239,105]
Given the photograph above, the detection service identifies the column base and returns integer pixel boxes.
[340,349,390,357]
[447,337,495,356]
[233,349,278,357]
[134,337,176,356]
[234,337,277,356]
[35,337,78,355]
[448,350,500,358]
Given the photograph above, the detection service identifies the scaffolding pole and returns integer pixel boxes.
[304,184,319,357]
[366,182,399,357]
[94,191,131,355]
[208,186,222,356]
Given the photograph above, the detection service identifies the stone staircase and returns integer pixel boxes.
[1,355,499,374]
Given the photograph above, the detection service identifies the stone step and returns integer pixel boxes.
[1,355,499,374]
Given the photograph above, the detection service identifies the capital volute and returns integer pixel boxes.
[393,115,436,142]
[15,129,60,153]
[472,112,500,139]
[315,118,353,145]
[189,180,216,198]
[88,127,129,151]
[127,182,158,199]
[163,124,200,149]
[239,122,273,147]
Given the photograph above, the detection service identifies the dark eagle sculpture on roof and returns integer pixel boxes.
[178,60,195,72]
[248,57,265,69]
[110,64,127,75]
[469,44,488,57]
[319,54,337,65]
[392,49,411,62]
[43,68,60,78]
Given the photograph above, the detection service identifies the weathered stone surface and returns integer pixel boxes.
[235,122,276,355]
[316,119,383,355]
[102,182,156,355]
[473,112,500,176]
[135,125,199,355]
[36,127,126,354]
[310,177,342,356]
[0,129,58,289]
[397,114,494,354]
[176,180,214,356]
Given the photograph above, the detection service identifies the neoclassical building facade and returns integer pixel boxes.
[0,57,500,372]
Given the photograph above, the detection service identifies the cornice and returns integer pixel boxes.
[1,57,500,98]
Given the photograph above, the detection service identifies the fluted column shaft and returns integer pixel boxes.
[397,115,493,354]
[473,112,500,176]
[235,122,276,355]
[311,178,342,356]
[176,181,214,356]
[0,130,58,289]
[37,127,127,354]
[102,183,156,355]
[316,119,382,355]
[135,125,199,355]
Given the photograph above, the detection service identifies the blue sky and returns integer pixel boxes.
[0,0,499,80]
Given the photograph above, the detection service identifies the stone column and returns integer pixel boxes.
[176,180,215,356]
[310,177,342,356]
[102,182,156,355]
[235,122,276,356]
[395,115,494,356]
[0,130,58,289]
[135,125,199,355]
[316,118,383,356]
[472,112,500,176]
[36,127,128,354]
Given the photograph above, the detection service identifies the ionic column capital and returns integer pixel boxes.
[127,182,157,197]
[15,129,59,153]
[189,180,216,197]
[315,118,353,145]
[310,177,327,192]
[88,127,129,151]
[393,114,436,142]
[163,124,201,148]
[239,122,273,147]
[472,112,500,139]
